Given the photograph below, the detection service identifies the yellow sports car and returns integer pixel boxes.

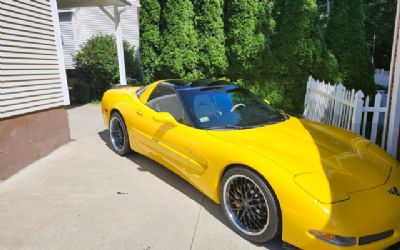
[102,79,400,250]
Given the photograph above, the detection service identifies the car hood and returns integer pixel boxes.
[207,117,396,203]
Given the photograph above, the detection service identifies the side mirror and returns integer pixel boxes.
[264,99,271,105]
[153,112,178,126]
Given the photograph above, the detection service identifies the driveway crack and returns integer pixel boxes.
[190,195,205,250]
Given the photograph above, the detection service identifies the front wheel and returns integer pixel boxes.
[220,167,281,243]
[109,112,131,155]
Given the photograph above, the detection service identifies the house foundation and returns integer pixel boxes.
[0,107,70,181]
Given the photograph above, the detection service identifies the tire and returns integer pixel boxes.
[220,166,281,243]
[109,112,131,155]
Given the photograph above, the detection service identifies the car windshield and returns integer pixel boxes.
[178,86,287,130]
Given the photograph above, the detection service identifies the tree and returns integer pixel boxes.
[224,0,272,82]
[193,0,228,78]
[364,0,397,70]
[158,0,200,79]
[326,0,375,96]
[272,0,328,113]
[140,0,162,83]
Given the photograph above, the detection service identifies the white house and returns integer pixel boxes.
[0,0,70,180]
[0,0,137,180]
[58,0,140,71]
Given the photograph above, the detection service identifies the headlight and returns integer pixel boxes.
[309,230,356,246]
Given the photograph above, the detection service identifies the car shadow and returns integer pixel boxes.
[98,130,283,250]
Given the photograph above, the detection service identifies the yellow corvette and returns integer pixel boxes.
[102,80,400,250]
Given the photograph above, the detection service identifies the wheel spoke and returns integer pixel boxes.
[224,175,269,236]
[248,212,260,229]
[238,208,246,221]
[249,210,263,229]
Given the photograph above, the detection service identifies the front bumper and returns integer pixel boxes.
[283,166,400,250]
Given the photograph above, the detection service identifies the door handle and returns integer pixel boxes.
[136,110,144,116]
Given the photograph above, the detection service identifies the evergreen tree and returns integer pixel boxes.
[193,0,228,78]
[313,47,341,84]
[272,0,327,114]
[140,0,162,83]
[326,0,375,95]
[364,0,397,70]
[224,0,272,82]
[158,0,200,79]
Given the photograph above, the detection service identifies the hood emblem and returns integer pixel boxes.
[388,186,400,197]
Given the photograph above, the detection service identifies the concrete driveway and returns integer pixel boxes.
[0,104,282,250]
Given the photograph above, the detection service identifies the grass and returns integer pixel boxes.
[90,99,101,105]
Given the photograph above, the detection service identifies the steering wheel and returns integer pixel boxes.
[230,103,246,112]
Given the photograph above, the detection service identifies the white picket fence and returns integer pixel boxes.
[304,76,388,147]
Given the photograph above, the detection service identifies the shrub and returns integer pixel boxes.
[73,34,138,100]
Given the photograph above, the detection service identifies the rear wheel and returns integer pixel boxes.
[109,112,131,155]
[220,167,281,243]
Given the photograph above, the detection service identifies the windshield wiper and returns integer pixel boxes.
[205,125,244,130]
[244,118,287,129]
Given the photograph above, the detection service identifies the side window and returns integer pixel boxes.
[147,84,188,124]
[136,85,149,99]
[147,84,176,103]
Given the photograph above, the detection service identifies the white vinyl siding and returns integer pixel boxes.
[0,0,68,119]
[59,11,76,69]
[59,0,140,69]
